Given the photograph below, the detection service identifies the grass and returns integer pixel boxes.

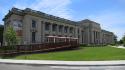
[9,46,125,61]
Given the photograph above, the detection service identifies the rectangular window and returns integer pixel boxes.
[32,20,36,28]
[70,27,73,33]
[59,25,63,32]
[32,32,36,43]
[52,24,57,31]
[64,27,68,33]
[78,29,79,34]
[45,22,50,30]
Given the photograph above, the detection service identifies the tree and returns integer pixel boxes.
[119,39,123,44]
[4,26,18,47]
[114,35,117,44]
[122,34,125,46]
[0,25,4,46]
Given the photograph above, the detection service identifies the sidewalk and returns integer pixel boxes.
[112,45,125,49]
[0,59,125,66]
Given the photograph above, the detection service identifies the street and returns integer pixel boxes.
[0,64,125,70]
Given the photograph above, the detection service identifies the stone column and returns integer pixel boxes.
[91,31,94,44]
[57,24,59,34]
[98,32,100,44]
[56,24,59,35]
[94,31,95,44]
[86,28,89,44]
[67,26,69,35]
[41,21,45,43]
[95,31,97,44]
[97,32,98,44]
[98,32,99,44]
[23,15,31,44]
[37,20,42,43]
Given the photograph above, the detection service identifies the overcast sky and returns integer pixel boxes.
[0,0,125,40]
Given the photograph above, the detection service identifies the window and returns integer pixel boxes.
[18,22,22,27]
[59,25,63,32]
[13,20,22,30]
[78,29,79,34]
[32,20,36,28]
[45,22,50,30]
[70,27,73,33]
[32,32,36,43]
[64,27,68,33]
[52,24,57,31]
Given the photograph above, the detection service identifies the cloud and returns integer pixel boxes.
[13,0,73,20]
[87,10,125,40]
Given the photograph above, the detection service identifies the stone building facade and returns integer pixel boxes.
[3,8,115,45]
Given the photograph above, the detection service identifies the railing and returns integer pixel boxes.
[0,41,79,56]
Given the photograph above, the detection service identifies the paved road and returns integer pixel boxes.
[0,64,125,70]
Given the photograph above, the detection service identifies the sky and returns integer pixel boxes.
[0,0,125,40]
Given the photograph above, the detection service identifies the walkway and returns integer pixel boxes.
[0,59,125,66]
[112,45,125,49]
[0,59,125,70]
[1,63,125,70]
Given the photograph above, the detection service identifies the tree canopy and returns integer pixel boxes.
[4,26,18,46]
[122,34,125,46]
[0,25,4,45]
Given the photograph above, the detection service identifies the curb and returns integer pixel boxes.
[0,59,125,66]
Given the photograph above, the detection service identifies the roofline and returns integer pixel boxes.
[3,7,78,26]
[101,29,114,34]
[79,19,100,25]
[3,8,24,21]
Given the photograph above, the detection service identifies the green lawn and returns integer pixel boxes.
[12,46,125,61]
